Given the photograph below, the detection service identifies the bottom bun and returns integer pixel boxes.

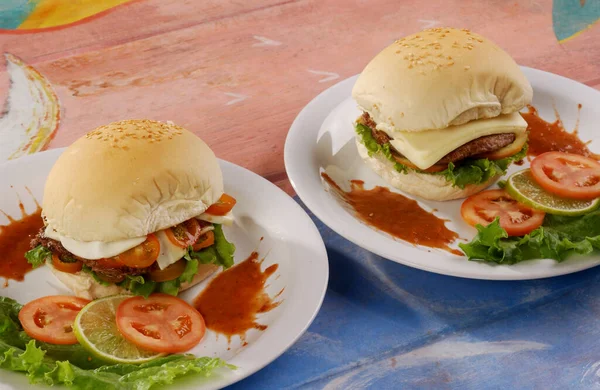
[48,262,220,300]
[355,138,498,201]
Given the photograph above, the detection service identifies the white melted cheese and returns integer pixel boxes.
[44,226,145,260]
[154,230,187,270]
[382,112,528,170]
[45,212,234,268]
[196,211,234,226]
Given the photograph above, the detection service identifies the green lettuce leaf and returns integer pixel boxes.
[156,259,199,296]
[355,123,526,188]
[118,275,157,298]
[2,340,231,389]
[187,247,218,265]
[213,225,235,268]
[179,258,199,284]
[24,246,52,268]
[0,297,233,388]
[460,211,600,264]
[188,225,235,269]
[355,124,407,173]
[157,279,180,296]
[81,265,111,286]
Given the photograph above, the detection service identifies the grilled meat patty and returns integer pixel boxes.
[359,112,516,165]
[31,229,152,283]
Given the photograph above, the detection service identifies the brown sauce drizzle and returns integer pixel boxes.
[194,251,282,342]
[523,104,599,159]
[321,173,462,256]
[0,202,44,286]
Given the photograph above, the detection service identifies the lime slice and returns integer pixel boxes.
[73,295,164,364]
[506,169,600,216]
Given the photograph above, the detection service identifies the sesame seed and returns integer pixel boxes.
[464,65,471,70]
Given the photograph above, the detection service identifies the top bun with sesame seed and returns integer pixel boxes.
[33,119,235,299]
[351,27,532,201]
[352,27,532,133]
[42,119,223,242]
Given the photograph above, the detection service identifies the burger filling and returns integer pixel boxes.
[356,112,527,188]
[25,195,237,297]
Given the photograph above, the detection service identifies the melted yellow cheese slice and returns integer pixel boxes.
[382,112,527,170]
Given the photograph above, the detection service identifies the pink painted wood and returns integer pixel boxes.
[0,0,598,194]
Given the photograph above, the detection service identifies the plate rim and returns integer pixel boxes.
[284,66,600,281]
[0,148,330,390]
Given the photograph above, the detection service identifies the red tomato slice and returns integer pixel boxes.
[205,194,237,216]
[461,189,545,236]
[115,234,160,268]
[52,253,83,274]
[192,231,215,251]
[530,151,600,200]
[165,219,202,248]
[116,294,205,353]
[19,296,90,345]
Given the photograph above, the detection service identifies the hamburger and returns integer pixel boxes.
[352,27,532,201]
[25,120,236,300]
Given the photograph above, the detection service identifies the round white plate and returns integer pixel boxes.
[0,148,328,389]
[285,67,600,280]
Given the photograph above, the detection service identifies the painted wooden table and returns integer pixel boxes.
[1,1,599,389]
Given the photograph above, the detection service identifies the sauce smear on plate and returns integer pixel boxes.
[194,251,282,342]
[0,204,44,285]
[523,104,599,159]
[321,173,461,256]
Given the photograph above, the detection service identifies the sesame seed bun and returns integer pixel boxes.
[355,139,498,201]
[42,119,223,242]
[352,27,532,133]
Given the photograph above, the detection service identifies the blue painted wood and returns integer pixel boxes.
[228,197,600,389]
[552,0,600,42]
[0,0,39,29]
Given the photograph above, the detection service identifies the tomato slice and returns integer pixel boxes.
[530,152,600,200]
[116,294,205,353]
[52,253,83,274]
[192,231,215,251]
[149,260,187,282]
[392,154,448,173]
[19,296,90,345]
[205,194,237,216]
[461,189,545,236]
[165,219,202,248]
[115,234,160,268]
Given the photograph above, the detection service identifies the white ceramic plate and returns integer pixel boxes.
[285,67,600,280]
[0,149,328,389]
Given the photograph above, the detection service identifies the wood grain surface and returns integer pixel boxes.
[1,0,598,194]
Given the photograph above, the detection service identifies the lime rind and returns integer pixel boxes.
[506,169,600,216]
[73,295,164,365]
